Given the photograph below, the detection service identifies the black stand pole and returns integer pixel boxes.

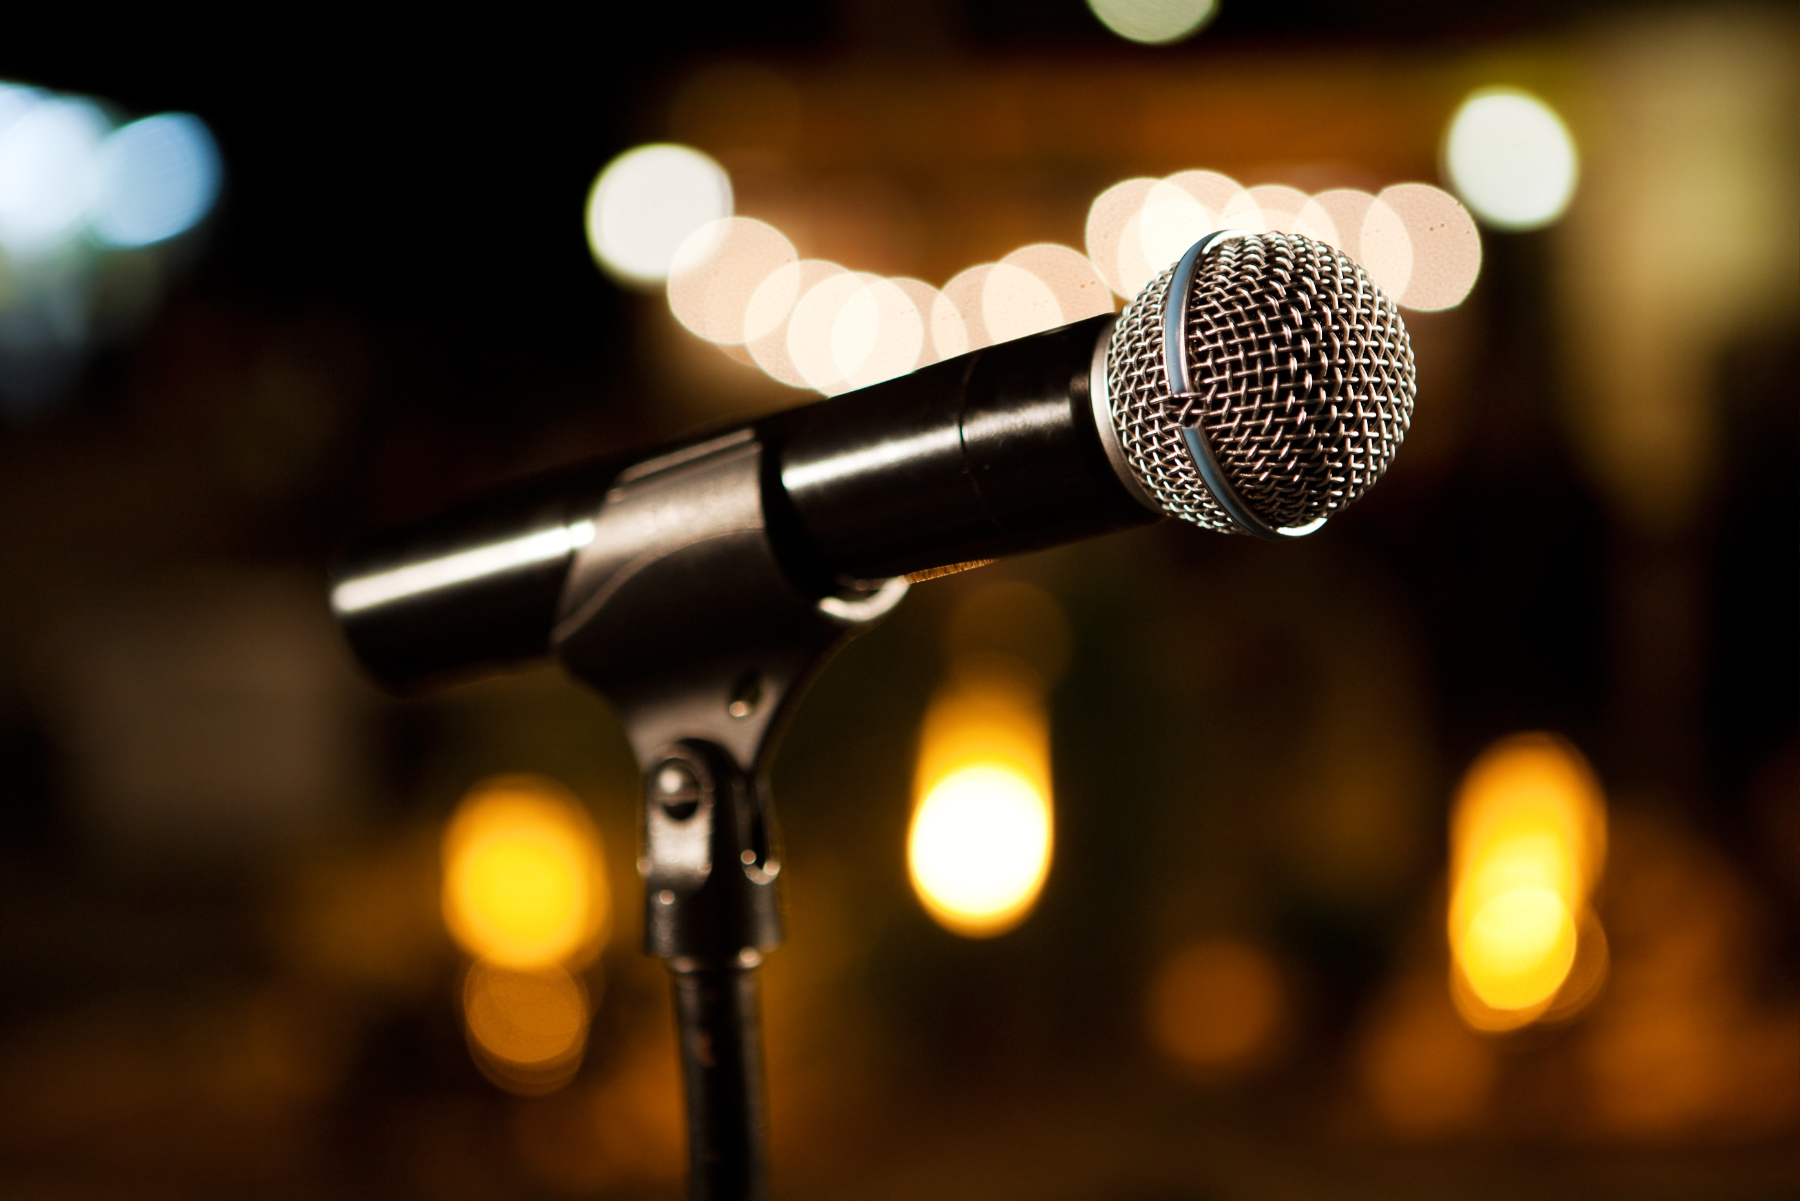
[672,966,768,1199]
[636,739,783,1201]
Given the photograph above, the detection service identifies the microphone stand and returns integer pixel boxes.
[551,429,906,1200]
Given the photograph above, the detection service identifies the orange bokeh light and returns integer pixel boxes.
[1448,733,1607,1029]
[462,959,592,1095]
[442,776,610,971]
[1147,938,1285,1073]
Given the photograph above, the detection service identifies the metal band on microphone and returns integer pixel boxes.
[1162,230,1284,542]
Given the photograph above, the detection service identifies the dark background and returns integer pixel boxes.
[0,3,1794,1198]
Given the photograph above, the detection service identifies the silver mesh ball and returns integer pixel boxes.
[1105,232,1416,534]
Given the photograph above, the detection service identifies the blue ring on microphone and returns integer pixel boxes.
[1162,231,1284,542]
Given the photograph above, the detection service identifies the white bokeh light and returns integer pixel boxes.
[991,246,1093,339]
[837,277,926,392]
[1087,0,1218,45]
[748,259,844,388]
[1243,184,1310,234]
[91,113,222,248]
[1444,88,1579,231]
[935,264,996,355]
[1379,183,1482,311]
[1133,179,1216,292]
[982,263,1062,347]
[0,97,108,258]
[788,268,890,394]
[1086,177,1158,299]
[889,277,946,368]
[666,217,796,344]
[586,144,732,288]
[650,163,1488,396]
[1357,196,1414,304]
[1303,189,1375,257]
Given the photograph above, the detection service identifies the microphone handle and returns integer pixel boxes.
[764,312,1151,585]
[332,313,1154,692]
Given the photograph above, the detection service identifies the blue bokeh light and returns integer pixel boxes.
[91,113,222,248]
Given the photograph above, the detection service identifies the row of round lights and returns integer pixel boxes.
[589,147,1485,399]
[589,82,1579,396]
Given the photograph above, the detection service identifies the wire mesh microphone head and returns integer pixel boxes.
[1104,231,1416,537]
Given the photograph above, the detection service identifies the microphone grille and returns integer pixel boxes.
[1105,232,1417,535]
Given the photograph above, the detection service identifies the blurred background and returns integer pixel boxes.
[0,2,1795,1197]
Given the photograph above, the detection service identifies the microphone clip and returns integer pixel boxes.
[547,425,906,1196]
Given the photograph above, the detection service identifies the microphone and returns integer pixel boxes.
[331,231,1416,692]
[331,230,1417,1198]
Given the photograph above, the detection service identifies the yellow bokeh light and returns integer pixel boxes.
[1448,734,1607,1028]
[442,776,609,970]
[1458,887,1577,1010]
[462,959,591,1095]
[908,667,1054,938]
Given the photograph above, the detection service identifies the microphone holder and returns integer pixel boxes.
[551,428,906,1201]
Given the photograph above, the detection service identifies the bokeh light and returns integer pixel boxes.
[748,259,846,388]
[1356,194,1415,305]
[909,584,1067,938]
[1129,178,1219,293]
[786,270,922,395]
[586,143,732,287]
[0,95,108,258]
[1075,169,1487,318]
[442,776,610,970]
[838,276,929,391]
[988,244,1112,344]
[888,277,948,367]
[0,82,224,419]
[649,165,1482,398]
[1443,88,1579,231]
[1087,0,1219,45]
[90,113,223,248]
[934,263,995,354]
[1147,939,1285,1073]
[1301,188,1372,256]
[909,763,1052,936]
[1378,183,1482,310]
[462,960,592,1095]
[1243,184,1311,234]
[1359,974,1499,1137]
[666,216,797,345]
[1086,177,1160,299]
[1448,733,1608,1030]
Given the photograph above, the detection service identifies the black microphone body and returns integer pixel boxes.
[770,312,1146,581]
[335,312,1149,692]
